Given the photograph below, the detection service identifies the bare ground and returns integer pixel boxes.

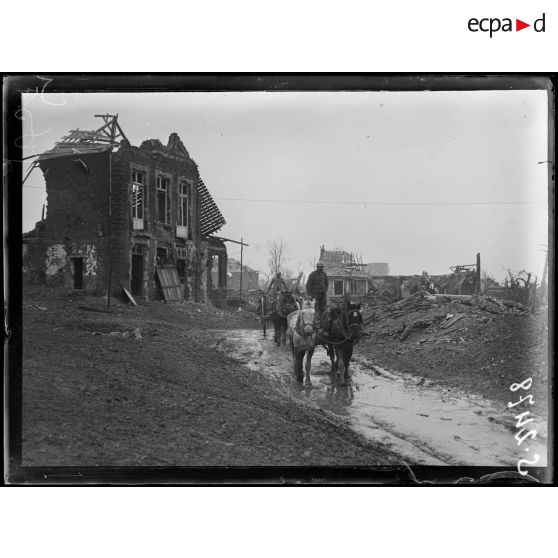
[21,288,397,466]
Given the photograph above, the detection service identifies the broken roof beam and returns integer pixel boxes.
[94,114,129,143]
[59,130,102,143]
[55,115,128,148]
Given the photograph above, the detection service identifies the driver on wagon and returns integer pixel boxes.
[306,261,329,318]
[267,271,288,301]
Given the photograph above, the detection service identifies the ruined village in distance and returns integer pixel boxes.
[19,91,550,482]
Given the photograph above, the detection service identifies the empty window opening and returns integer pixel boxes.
[178,181,189,228]
[334,280,344,296]
[156,175,170,224]
[176,181,190,238]
[131,170,146,228]
[211,253,227,289]
[156,246,169,266]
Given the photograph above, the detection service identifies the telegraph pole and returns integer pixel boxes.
[239,236,244,309]
[539,245,548,299]
[475,252,481,294]
[213,236,250,310]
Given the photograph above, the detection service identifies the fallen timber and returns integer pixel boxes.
[361,290,531,349]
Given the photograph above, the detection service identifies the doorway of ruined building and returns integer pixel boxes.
[176,258,186,283]
[218,255,226,288]
[71,257,84,289]
[132,244,146,297]
[131,254,144,297]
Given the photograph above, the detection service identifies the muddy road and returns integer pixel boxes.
[213,329,548,467]
[20,289,548,471]
[21,291,401,467]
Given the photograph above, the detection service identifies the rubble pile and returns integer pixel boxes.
[355,289,547,409]
[362,291,532,345]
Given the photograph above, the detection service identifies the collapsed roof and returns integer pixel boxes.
[39,114,127,160]
[319,248,368,278]
[38,115,226,237]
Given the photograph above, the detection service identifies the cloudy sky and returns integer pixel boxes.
[21,89,549,283]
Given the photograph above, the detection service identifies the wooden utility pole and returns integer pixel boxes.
[107,151,114,309]
[107,235,114,309]
[541,249,548,298]
[475,252,481,294]
[239,236,244,308]
[211,236,249,309]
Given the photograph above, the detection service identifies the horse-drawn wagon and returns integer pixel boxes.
[258,289,300,344]
[286,293,366,386]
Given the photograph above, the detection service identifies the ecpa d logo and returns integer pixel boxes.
[468,13,546,37]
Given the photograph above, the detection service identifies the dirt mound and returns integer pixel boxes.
[357,292,549,418]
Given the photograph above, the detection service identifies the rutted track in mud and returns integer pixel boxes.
[212,329,548,466]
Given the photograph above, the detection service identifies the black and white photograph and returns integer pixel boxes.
[5,75,553,484]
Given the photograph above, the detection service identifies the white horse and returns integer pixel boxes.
[286,299,317,385]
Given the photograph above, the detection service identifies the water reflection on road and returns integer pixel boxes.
[213,329,548,467]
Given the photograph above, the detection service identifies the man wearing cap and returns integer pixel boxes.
[306,262,329,315]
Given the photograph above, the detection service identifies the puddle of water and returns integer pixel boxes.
[212,330,548,467]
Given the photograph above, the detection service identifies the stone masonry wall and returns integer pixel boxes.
[36,150,111,292]
[30,137,222,301]
[111,142,204,300]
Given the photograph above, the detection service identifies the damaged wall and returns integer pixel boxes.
[28,150,112,292]
[45,243,67,278]
[25,130,226,302]
[109,137,211,301]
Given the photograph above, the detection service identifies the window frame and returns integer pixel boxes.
[156,173,171,225]
[177,179,191,228]
[131,169,146,220]
[334,280,344,296]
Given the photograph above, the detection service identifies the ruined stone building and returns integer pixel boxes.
[318,247,369,297]
[23,115,228,304]
[365,262,390,276]
[214,258,260,292]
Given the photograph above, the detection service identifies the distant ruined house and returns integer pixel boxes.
[22,115,228,304]
[318,246,369,297]
[366,262,390,276]
[212,258,260,292]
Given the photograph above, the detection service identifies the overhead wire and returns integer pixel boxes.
[214,197,544,206]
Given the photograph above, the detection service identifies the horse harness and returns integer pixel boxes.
[295,309,316,338]
[274,291,297,318]
[316,308,364,345]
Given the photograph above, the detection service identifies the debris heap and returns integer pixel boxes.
[362,291,532,344]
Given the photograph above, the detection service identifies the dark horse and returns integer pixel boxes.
[270,291,298,346]
[316,301,364,386]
